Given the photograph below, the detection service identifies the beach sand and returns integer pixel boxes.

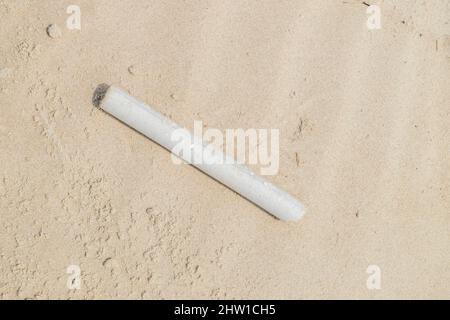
[0,0,449,299]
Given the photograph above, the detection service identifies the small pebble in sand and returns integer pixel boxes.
[46,24,62,39]
[128,65,136,75]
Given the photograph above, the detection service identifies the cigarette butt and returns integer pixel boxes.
[96,85,306,222]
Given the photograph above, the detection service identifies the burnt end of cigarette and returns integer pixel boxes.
[92,83,110,108]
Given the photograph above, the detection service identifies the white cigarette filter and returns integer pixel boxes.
[97,85,306,222]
